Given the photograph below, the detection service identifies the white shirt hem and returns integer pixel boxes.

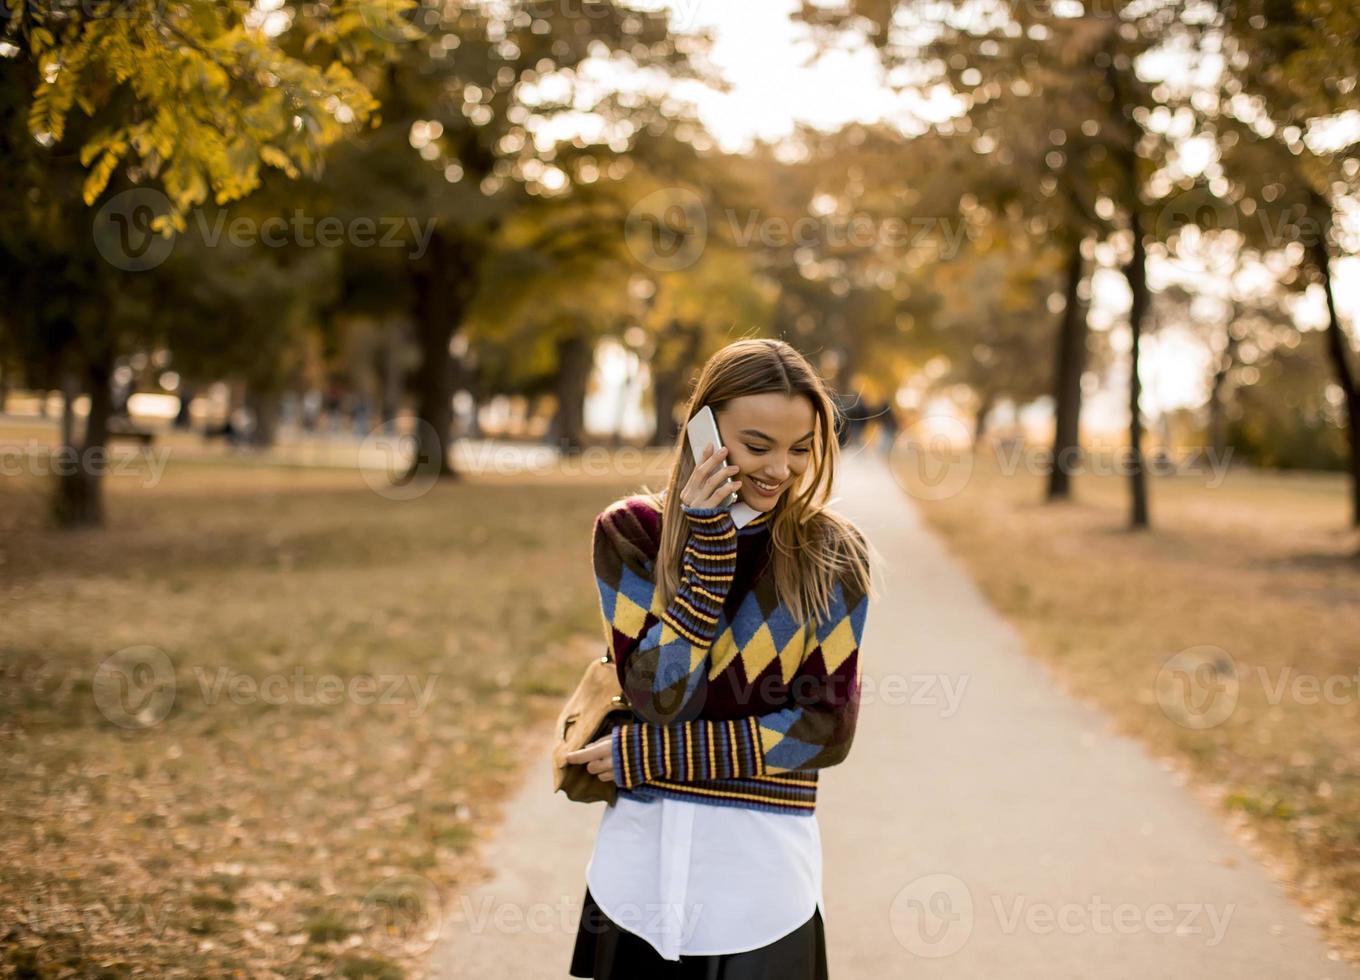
[586,841,825,961]
[586,860,824,961]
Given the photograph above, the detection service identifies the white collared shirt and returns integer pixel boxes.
[584,792,824,961]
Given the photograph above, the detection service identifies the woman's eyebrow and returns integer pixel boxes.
[739,428,815,443]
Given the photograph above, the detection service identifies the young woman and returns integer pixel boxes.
[566,338,876,979]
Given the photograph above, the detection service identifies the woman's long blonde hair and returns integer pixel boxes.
[630,338,877,627]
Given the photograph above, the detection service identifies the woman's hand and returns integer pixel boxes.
[683,443,741,510]
[565,735,616,782]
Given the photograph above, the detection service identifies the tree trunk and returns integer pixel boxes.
[1311,227,1360,528]
[174,383,196,430]
[1046,236,1088,502]
[612,352,638,448]
[245,387,281,448]
[974,390,994,448]
[1103,52,1151,528]
[1124,210,1150,529]
[408,232,477,482]
[375,317,406,433]
[1208,305,1239,463]
[409,311,456,479]
[59,369,78,452]
[651,371,681,448]
[553,330,593,455]
[650,319,702,447]
[113,368,135,417]
[53,340,114,528]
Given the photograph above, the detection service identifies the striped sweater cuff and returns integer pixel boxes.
[665,503,738,639]
[611,717,766,789]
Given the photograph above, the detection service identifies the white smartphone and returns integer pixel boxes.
[685,405,760,528]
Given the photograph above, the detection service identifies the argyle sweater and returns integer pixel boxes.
[591,494,869,815]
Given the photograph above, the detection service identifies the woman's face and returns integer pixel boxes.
[716,393,816,511]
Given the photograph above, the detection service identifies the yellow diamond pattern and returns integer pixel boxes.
[818,616,858,673]
[613,592,649,639]
[708,627,739,677]
[757,723,786,758]
[657,619,683,647]
[779,626,807,682]
[738,623,779,680]
[689,644,708,675]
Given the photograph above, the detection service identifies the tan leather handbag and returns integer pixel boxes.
[552,645,634,804]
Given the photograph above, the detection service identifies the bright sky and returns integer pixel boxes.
[666,0,923,150]
[656,0,968,150]
[582,1,1359,438]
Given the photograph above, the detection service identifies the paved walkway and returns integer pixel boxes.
[428,447,1354,979]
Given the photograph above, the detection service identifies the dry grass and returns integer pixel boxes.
[0,454,642,978]
[895,445,1360,963]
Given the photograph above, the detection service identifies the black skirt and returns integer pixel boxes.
[568,884,829,980]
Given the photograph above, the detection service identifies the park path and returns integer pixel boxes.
[428,446,1353,979]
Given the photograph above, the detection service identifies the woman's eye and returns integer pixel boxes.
[744,445,767,454]
[793,447,810,455]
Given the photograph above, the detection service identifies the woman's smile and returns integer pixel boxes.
[745,475,784,498]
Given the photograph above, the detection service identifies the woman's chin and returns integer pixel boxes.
[740,486,782,508]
